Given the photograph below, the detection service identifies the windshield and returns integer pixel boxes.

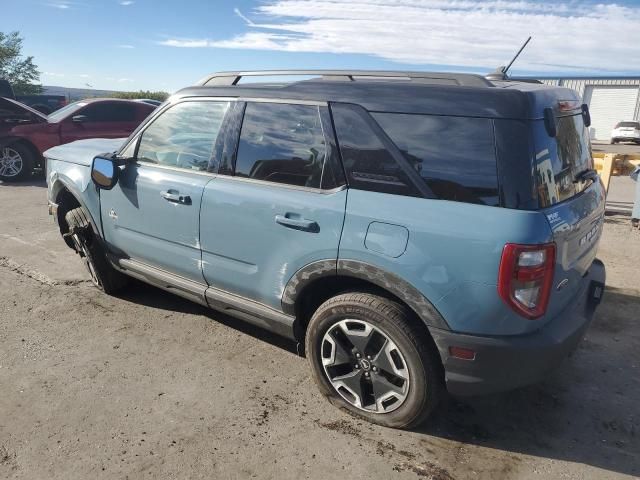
[534,113,594,208]
[47,101,87,122]
[615,122,640,129]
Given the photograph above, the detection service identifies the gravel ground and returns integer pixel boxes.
[0,181,639,480]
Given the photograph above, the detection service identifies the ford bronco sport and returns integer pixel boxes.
[45,70,606,428]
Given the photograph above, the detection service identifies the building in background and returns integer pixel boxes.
[540,77,640,141]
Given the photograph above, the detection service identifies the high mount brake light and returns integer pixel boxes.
[498,243,556,320]
[558,100,580,112]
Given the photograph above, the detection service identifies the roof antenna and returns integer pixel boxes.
[486,36,532,81]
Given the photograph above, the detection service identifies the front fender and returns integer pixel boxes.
[48,159,102,237]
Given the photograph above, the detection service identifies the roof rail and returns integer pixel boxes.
[195,70,493,88]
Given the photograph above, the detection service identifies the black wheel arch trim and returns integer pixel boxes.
[281,258,450,331]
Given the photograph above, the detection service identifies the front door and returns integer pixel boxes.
[200,101,347,309]
[99,99,231,282]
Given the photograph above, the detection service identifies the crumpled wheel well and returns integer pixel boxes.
[55,187,81,249]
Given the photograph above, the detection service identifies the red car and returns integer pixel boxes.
[0,97,155,181]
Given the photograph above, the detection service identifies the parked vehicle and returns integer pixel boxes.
[45,70,606,428]
[0,79,15,99]
[16,94,68,114]
[0,98,155,181]
[610,121,640,144]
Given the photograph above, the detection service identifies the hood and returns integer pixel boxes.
[44,138,127,166]
[0,96,48,122]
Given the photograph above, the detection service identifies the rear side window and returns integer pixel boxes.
[534,113,593,207]
[372,113,499,206]
[331,104,421,197]
[80,102,136,122]
[235,103,328,189]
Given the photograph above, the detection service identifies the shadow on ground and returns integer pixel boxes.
[420,286,639,477]
[115,279,640,477]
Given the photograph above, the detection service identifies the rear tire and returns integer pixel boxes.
[65,207,128,294]
[0,143,34,182]
[305,293,443,429]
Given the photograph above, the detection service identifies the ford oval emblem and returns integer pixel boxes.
[557,278,569,291]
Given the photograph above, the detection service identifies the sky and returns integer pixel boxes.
[5,0,640,93]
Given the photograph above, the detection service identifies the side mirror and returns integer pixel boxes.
[91,156,119,190]
[581,104,591,127]
[72,114,88,123]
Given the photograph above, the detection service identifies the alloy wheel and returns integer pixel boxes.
[321,319,410,413]
[0,147,23,178]
[71,233,101,288]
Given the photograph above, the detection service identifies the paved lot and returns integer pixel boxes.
[1,180,639,480]
[592,141,640,156]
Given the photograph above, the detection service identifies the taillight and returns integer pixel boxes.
[498,243,556,320]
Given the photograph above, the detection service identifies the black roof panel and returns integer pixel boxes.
[175,75,579,120]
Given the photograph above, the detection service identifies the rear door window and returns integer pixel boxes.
[533,113,593,207]
[234,102,329,189]
[372,113,499,206]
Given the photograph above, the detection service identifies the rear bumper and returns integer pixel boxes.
[430,259,606,396]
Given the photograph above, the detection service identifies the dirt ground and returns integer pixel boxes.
[0,180,639,480]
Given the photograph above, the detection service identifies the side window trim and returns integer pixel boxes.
[318,106,346,190]
[330,103,435,199]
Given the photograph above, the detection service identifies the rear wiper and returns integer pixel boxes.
[573,168,598,184]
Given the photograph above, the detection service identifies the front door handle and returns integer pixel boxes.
[275,213,319,232]
[161,190,191,205]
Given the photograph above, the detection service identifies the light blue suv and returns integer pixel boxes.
[46,71,606,428]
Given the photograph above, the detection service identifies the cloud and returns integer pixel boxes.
[119,0,134,5]
[117,78,134,83]
[117,44,135,49]
[158,0,640,74]
[47,1,71,8]
[43,71,65,77]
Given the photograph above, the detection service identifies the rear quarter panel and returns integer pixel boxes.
[340,190,554,336]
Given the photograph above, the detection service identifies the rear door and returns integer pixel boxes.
[199,100,347,310]
[99,99,229,282]
[534,110,606,316]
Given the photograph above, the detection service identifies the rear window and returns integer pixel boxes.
[534,113,593,207]
[372,113,499,206]
[615,122,640,129]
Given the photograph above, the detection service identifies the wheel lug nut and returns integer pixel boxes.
[367,356,371,360]
[356,353,361,358]
[354,364,360,369]
[364,372,369,377]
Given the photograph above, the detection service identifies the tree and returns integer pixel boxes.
[112,90,169,102]
[0,31,42,95]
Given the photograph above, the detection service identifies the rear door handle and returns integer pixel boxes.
[161,190,191,205]
[275,214,319,232]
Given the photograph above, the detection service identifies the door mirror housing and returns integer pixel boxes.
[91,155,119,190]
[581,104,591,128]
[72,114,88,123]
